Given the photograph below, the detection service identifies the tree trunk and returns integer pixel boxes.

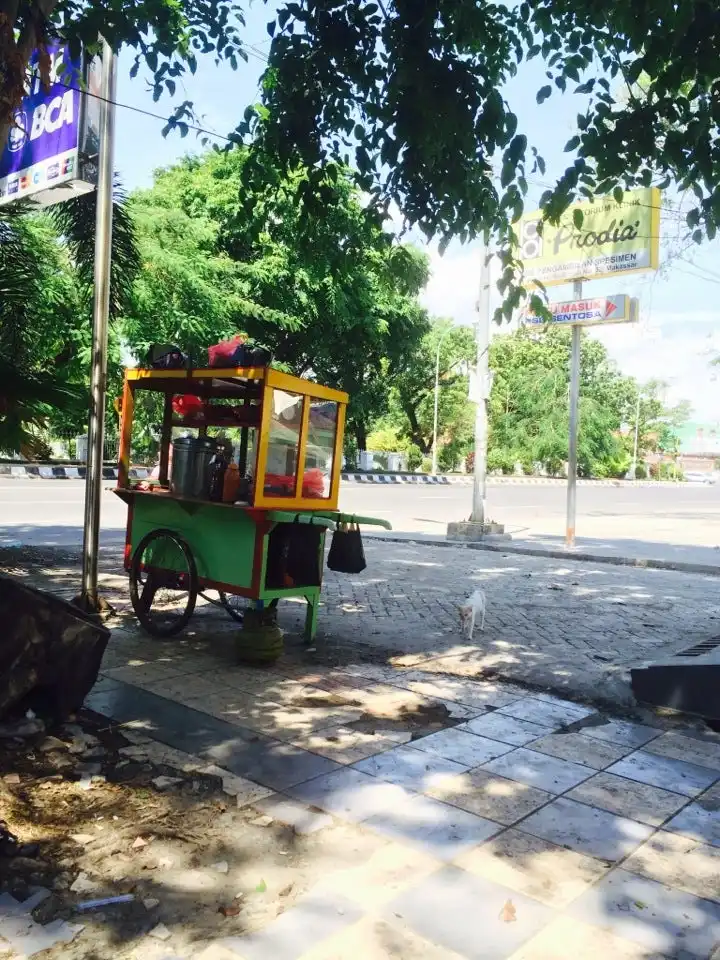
[402,402,427,452]
[354,421,367,451]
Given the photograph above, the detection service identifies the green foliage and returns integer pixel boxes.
[632,380,689,461]
[652,461,683,481]
[0,183,139,455]
[1,0,244,145]
[487,326,636,477]
[4,0,718,324]
[366,426,405,453]
[49,177,141,321]
[241,0,720,317]
[375,323,690,480]
[379,319,476,462]
[125,149,430,445]
[0,210,85,455]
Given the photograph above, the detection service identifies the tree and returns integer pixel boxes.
[123,148,430,448]
[0,0,244,148]
[0,182,140,455]
[632,380,691,463]
[245,0,720,308]
[4,1,718,320]
[374,319,477,468]
[487,326,637,477]
[0,207,83,455]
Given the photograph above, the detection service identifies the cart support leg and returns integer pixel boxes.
[304,593,318,645]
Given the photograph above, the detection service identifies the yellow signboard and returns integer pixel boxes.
[517,188,661,287]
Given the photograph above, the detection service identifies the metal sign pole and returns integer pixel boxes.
[566,279,582,548]
[471,246,491,526]
[80,39,116,609]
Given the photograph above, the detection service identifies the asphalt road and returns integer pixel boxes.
[1,478,720,556]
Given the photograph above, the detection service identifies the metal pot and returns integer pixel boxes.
[170,437,217,499]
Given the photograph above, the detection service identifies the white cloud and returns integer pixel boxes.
[590,310,720,419]
[420,244,483,326]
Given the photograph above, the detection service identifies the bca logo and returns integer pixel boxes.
[7,111,28,153]
[30,90,74,141]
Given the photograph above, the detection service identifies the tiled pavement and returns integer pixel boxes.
[88,637,720,960]
[66,538,720,711]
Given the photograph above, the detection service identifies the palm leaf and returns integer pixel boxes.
[49,174,141,319]
[0,212,37,310]
[0,360,83,457]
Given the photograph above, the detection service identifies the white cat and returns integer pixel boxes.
[458,589,486,639]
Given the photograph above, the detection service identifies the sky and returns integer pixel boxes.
[112,14,720,422]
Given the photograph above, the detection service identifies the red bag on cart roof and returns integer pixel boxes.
[172,394,204,417]
[208,335,246,367]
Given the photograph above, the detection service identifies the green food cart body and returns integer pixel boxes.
[126,493,331,640]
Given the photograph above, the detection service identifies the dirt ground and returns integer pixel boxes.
[1,707,408,960]
[0,543,466,959]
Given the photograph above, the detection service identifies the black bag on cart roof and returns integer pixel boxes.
[327,523,366,574]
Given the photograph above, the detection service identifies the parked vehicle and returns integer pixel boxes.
[684,471,715,485]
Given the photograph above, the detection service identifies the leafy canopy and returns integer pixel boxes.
[0,183,140,454]
[250,0,720,313]
[3,0,718,317]
[123,148,430,448]
[377,321,690,478]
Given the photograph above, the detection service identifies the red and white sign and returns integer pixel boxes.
[524,294,637,327]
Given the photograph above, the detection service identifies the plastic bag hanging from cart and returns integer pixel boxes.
[327,522,367,574]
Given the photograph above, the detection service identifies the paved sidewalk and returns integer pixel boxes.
[365,530,720,577]
[11,538,720,711]
[4,542,720,957]
[85,638,720,960]
[277,540,720,709]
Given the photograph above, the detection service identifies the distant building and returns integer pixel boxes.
[671,421,720,474]
[675,421,720,456]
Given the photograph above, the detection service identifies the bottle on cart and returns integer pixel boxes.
[208,450,228,501]
[223,461,241,502]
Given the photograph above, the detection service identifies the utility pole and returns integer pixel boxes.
[431,326,451,476]
[471,246,491,525]
[630,391,641,479]
[565,278,583,548]
[79,39,116,611]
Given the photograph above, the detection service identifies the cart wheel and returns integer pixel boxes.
[130,529,198,637]
[218,591,245,623]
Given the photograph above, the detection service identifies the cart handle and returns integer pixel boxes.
[313,511,392,531]
[266,511,337,531]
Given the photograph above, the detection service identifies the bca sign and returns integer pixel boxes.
[0,42,99,207]
[524,294,638,328]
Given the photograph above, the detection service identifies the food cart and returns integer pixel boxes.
[114,364,391,642]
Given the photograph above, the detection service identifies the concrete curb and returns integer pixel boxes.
[0,464,150,480]
[0,465,692,490]
[340,473,687,488]
[363,533,720,578]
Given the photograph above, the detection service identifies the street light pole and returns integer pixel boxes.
[431,326,451,476]
[630,392,641,479]
[79,39,116,611]
[565,278,583,548]
[470,246,491,525]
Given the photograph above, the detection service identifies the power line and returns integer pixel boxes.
[677,256,720,284]
[59,79,236,144]
[675,265,720,288]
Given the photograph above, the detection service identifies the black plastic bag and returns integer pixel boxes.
[327,523,366,574]
[146,343,188,369]
[246,344,273,366]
